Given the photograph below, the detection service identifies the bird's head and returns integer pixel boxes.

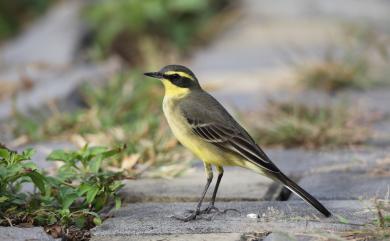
[144,65,200,97]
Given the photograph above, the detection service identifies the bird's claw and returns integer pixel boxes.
[202,205,241,215]
[173,206,241,221]
[173,209,201,222]
[202,205,220,214]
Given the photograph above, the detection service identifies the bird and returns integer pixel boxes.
[144,64,332,221]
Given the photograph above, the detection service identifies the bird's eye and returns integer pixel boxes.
[170,74,180,80]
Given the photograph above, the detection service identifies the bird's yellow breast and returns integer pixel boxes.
[162,95,246,167]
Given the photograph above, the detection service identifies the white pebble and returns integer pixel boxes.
[246,213,258,219]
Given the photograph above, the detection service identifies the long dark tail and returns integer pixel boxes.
[274,173,332,217]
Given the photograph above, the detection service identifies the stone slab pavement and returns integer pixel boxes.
[294,171,390,201]
[0,227,55,241]
[191,0,390,96]
[121,168,274,203]
[122,147,389,203]
[0,0,85,68]
[91,200,373,240]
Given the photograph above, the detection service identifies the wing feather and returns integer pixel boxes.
[186,117,280,173]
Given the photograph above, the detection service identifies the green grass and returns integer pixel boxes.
[341,199,390,241]
[83,0,233,64]
[0,145,125,240]
[245,101,370,149]
[297,27,389,92]
[0,0,55,41]
[12,71,192,178]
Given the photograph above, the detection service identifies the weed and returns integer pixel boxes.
[0,0,55,41]
[0,145,125,241]
[245,101,370,149]
[12,71,192,178]
[341,198,390,241]
[83,0,234,64]
[297,27,389,92]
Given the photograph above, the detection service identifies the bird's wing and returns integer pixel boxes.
[185,116,280,173]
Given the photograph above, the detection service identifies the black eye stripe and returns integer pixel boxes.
[171,74,180,79]
[164,74,193,88]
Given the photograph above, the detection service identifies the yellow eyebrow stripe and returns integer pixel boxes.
[165,71,194,80]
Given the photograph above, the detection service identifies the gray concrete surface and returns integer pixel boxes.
[0,63,117,121]
[0,227,55,241]
[92,201,372,237]
[92,233,244,241]
[0,1,85,67]
[121,168,274,203]
[295,171,390,200]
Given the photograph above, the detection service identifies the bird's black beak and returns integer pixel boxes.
[144,72,163,79]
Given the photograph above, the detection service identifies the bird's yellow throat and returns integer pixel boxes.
[162,79,190,98]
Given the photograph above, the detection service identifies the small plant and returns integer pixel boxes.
[0,0,55,41]
[297,27,389,92]
[341,198,390,240]
[0,145,125,241]
[245,101,370,149]
[83,0,234,64]
[12,71,192,178]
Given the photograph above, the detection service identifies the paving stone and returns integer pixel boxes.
[92,201,373,237]
[266,147,387,176]
[0,1,86,67]
[91,232,316,241]
[263,232,315,241]
[121,148,387,203]
[245,0,390,24]
[293,171,390,200]
[274,89,390,116]
[0,62,117,120]
[0,227,55,241]
[121,168,274,203]
[191,20,340,87]
[92,233,243,241]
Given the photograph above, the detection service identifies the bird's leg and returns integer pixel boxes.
[202,166,223,214]
[202,166,240,215]
[173,163,213,222]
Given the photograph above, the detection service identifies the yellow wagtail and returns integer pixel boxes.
[144,65,331,221]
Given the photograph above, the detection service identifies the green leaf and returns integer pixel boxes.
[115,197,121,209]
[62,193,78,209]
[89,156,102,173]
[383,215,390,225]
[101,148,122,159]
[93,216,102,225]
[21,148,35,160]
[110,181,124,192]
[47,150,68,161]
[77,183,94,196]
[0,148,10,160]
[93,195,107,211]
[26,171,46,194]
[48,215,57,225]
[86,186,99,204]
[74,216,86,228]
[83,210,99,218]
[89,146,107,155]
[0,196,9,203]
[335,214,349,224]
[168,0,207,11]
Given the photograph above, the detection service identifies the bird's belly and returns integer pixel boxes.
[163,99,238,166]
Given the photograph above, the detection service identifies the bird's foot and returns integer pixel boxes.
[173,206,241,222]
[202,205,241,215]
[202,205,220,214]
[172,209,202,222]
